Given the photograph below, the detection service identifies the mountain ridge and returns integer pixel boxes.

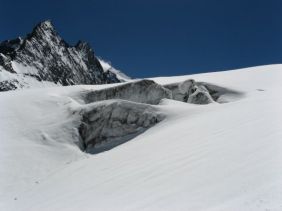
[0,20,127,91]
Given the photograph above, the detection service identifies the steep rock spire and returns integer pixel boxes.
[0,20,120,90]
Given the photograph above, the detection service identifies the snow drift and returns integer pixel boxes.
[164,79,243,104]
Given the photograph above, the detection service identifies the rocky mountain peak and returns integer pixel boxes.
[32,20,56,35]
[25,20,62,47]
[0,20,122,91]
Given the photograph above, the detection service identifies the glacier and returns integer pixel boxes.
[0,65,282,211]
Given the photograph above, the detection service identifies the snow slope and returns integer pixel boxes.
[1,65,282,210]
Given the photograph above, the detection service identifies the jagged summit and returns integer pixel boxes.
[36,20,54,30]
[30,20,55,35]
[27,20,58,40]
[0,20,123,91]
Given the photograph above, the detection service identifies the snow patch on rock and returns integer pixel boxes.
[99,58,131,82]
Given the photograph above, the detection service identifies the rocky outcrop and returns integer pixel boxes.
[187,84,214,104]
[75,79,242,153]
[98,58,131,82]
[78,100,164,153]
[0,53,15,73]
[164,79,195,102]
[196,82,243,103]
[84,79,172,105]
[164,79,243,104]
[0,80,19,91]
[0,20,120,91]
[164,79,214,104]
[77,80,170,153]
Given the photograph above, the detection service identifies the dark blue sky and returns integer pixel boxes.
[1,0,282,78]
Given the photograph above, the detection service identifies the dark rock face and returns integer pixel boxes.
[0,37,23,57]
[78,100,164,153]
[0,20,120,91]
[84,79,172,105]
[0,53,15,73]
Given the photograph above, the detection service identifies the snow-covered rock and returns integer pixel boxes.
[197,81,244,103]
[164,79,243,104]
[84,79,172,105]
[78,100,164,153]
[164,79,195,102]
[187,83,215,104]
[0,20,120,91]
[99,58,131,82]
[0,53,14,73]
[164,79,215,104]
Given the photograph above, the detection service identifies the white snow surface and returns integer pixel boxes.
[1,64,282,210]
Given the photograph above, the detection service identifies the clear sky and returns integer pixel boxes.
[1,0,282,78]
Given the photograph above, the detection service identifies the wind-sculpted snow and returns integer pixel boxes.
[84,79,172,105]
[78,100,164,153]
[164,79,195,102]
[164,79,243,104]
[187,84,215,104]
[197,82,244,103]
[2,65,282,211]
